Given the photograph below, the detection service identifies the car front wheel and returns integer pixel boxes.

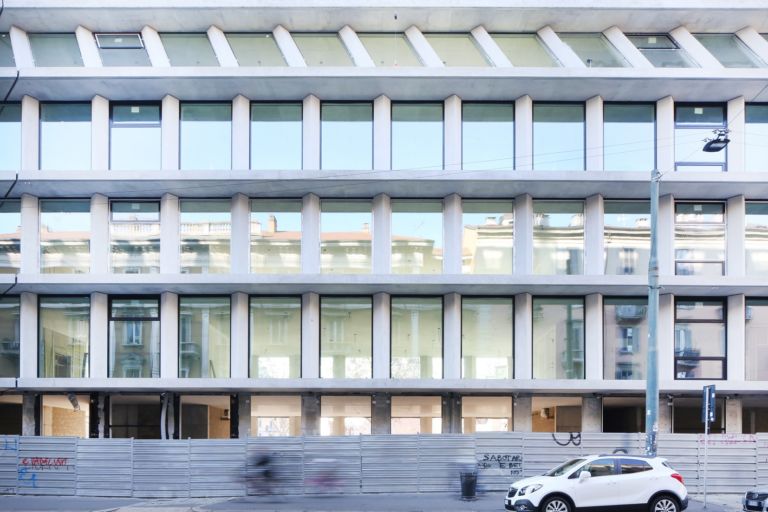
[649,494,680,512]
[540,496,573,512]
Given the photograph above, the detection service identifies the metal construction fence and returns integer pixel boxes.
[0,433,765,497]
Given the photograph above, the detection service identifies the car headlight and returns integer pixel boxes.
[519,484,543,495]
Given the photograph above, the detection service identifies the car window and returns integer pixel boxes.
[546,458,587,476]
[620,458,652,474]
[578,458,616,478]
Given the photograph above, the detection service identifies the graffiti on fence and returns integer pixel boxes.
[2,438,17,451]
[17,467,37,488]
[697,433,757,446]
[20,457,72,471]
[551,432,581,447]
[477,453,523,475]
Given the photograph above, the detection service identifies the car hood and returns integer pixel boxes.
[510,475,551,489]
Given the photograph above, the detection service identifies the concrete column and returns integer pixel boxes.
[90,293,108,379]
[727,294,746,383]
[301,394,321,436]
[301,194,320,274]
[371,393,391,434]
[238,394,251,439]
[160,194,180,274]
[585,294,603,380]
[658,294,675,382]
[513,396,532,432]
[514,293,533,380]
[230,193,250,274]
[441,394,462,433]
[515,96,533,171]
[584,194,604,275]
[602,27,653,68]
[727,96,746,173]
[404,26,443,67]
[273,25,306,67]
[91,96,109,170]
[339,26,374,67]
[372,293,391,379]
[513,194,533,274]
[231,292,249,379]
[585,96,603,171]
[9,26,34,68]
[725,398,743,434]
[22,394,37,436]
[443,293,461,380]
[736,27,768,65]
[21,96,39,171]
[670,26,722,69]
[536,26,585,67]
[656,96,675,173]
[373,95,391,170]
[232,95,251,171]
[581,396,602,433]
[75,26,102,67]
[658,194,675,276]
[372,194,391,273]
[19,292,38,378]
[443,194,462,274]
[444,95,461,171]
[20,194,39,274]
[727,195,746,277]
[207,26,238,67]
[302,95,320,170]
[658,398,673,434]
[90,194,109,274]
[141,26,170,67]
[302,293,320,378]
[470,26,512,67]
[160,292,179,378]
[161,95,180,170]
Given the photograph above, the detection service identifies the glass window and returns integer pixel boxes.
[179,395,230,439]
[28,34,83,66]
[695,34,765,68]
[110,104,161,171]
[391,297,442,379]
[603,298,647,380]
[533,298,584,380]
[462,297,513,379]
[533,103,584,171]
[675,104,726,171]
[462,397,512,433]
[0,200,20,273]
[391,396,442,434]
[674,202,725,276]
[0,103,21,170]
[249,297,301,379]
[40,199,90,274]
[423,34,489,66]
[39,296,90,378]
[40,103,91,171]
[391,103,443,171]
[292,34,353,66]
[746,202,768,275]
[321,200,372,274]
[462,103,514,171]
[251,103,302,171]
[252,395,302,436]
[321,103,372,170]
[95,33,151,66]
[178,297,230,378]
[0,33,14,66]
[491,34,559,67]
[673,397,724,433]
[109,298,160,378]
[320,395,371,436]
[391,200,443,274]
[580,458,616,477]
[462,200,513,274]
[110,201,160,274]
[180,199,231,274]
[358,33,421,67]
[110,395,161,439]
[745,300,768,381]
[320,297,372,379]
[604,201,650,276]
[674,299,726,380]
[160,33,218,66]
[533,201,584,275]
[250,199,302,274]
[532,396,582,432]
[226,33,286,66]
[0,298,20,378]
[558,34,628,67]
[746,104,768,172]
[627,34,697,68]
[180,103,232,170]
[604,103,655,171]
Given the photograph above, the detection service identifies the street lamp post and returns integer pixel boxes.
[645,169,661,457]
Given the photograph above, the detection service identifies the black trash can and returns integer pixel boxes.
[459,471,478,500]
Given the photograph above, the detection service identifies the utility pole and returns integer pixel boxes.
[645,169,661,457]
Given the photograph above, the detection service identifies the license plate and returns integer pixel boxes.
[748,500,760,507]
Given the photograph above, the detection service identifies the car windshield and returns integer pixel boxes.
[545,458,587,476]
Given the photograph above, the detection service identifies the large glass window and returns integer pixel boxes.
[250,199,302,273]
[462,103,514,171]
[391,103,443,171]
[746,300,768,381]
[292,34,353,66]
[110,104,161,170]
[110,201,160,274]
[533,103,584,171]
[533,298,584,380]
[251,103,302,171]
[391,297,442,379]
[249,297,301,379]
[178,297,230,378]
[28,34,83,66]
[626,34,697,68]
[533,201,583,275]
[180,103,231,170]
[674,202,725,276]
[604,201,650,276]
[320,200,372,274]
[462,397,512,433]
[252,395,301,436]
[491,34,558,67]
[40,103,91,171]
[391,200,443,274]
[358,33,421,67]
[321,103,372,170]
[109,298,160,378]
[320,297,372,379]
[391,396,442,434]
[603,103,655,171]
[694,34,765,68]
[423,34,489,66]
[0,33,14,66]
[675,104,726,171]
[0,298,20,378]
[110,395,161,439]
[226,33,286,66]
[179,395,230,439]
[558,34,628,67]
[95,33,151,66]
[674,299,726,380]
[40,199,90,274]
[320,396,371,436]
[0,103,21,170]
[180,199,231,274]
[746,104,768,172]
[0,200,20,273]
[746,202,768,275]
[160,34,218,66]
[532,396,582,432]
[604,298,647,380]
[462,298,513,379]
[462,200,513,274]
[39,296,90,378]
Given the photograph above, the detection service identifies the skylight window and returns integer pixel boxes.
[627,34,697,68]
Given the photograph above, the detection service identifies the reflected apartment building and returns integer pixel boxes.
[2,1,768,439]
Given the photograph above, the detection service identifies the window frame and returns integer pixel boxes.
[37,295,91,378]
[674,102,727,172]
[531,295,586,380]
[673,297,727,381]
[460,295,514,380]
[389,295,445,379]
[177,294,232,379]
[248,294,303,379]
[674,201,726,276]
[532,101,586,171]
[318,295,374,379]
[107,295,161,378]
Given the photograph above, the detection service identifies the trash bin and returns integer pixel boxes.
[460,471,478,500]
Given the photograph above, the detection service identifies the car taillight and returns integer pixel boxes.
[671,473,684,485]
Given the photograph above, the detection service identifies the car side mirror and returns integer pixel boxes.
[579,471,591,482]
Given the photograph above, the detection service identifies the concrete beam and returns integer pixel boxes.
[19,293,38,379]
[302,94,320,170]
[471,26,512,68]
[231,292,249,379]
[273,25,305,67]
[301,194,320,274]
[301,293,320,379]
[581,396,602,432]
[230,193,250,274]
[90,293,108,379]
[514,293,533,380]
[372,194,391,273]
[736,27,768,65]
[513,194,533,274]
[515,95,533,170]
[443,293,461,380]
[160,193,180,273]
[373,95,391,170]
[160,292,179,378]
[727,96,746,173]
[658,294,675,381]
[727,294,745,382]
[656,96,675,174]
[20,194,39,274]
[585,294,603,381]
[584,194,604,275]
[405,26,443,67]
[537,26,584,68]
[161,95,180,170]
[20,96,39,171]
[9,26,34,68]
[670,26,723,68]
[513,395,532,432]
[727,195,746,277]
[75,26,102,67]
[339,25,375,67]
[90,193,109,274]
[602,26,652,69]
[658,194,675,276]
[372,293,391,379]
[442,194,462,274]
[585,95,603,171]
[207,25,238,67]
[232,95,251,171]
[91,95,109,170]
[141,26,170,67]
[444,95,461,171]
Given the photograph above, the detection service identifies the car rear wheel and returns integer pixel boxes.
[540,496,573,512]
[649,494,680,512]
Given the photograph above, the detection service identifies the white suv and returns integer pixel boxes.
[504,454,688,512]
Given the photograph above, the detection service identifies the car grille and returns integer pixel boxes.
[507,487,518,498]
[747,492,768,501]
[745,504,763,512]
